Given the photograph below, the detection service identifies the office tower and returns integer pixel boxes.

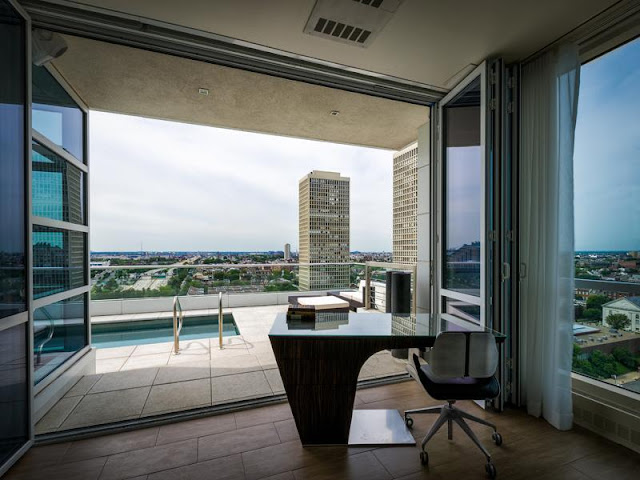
[299,171,350,290]
[392,142,418,264]
[284,243,291,260]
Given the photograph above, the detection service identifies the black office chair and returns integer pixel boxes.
[404,331,503,478]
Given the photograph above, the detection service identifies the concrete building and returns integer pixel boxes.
[284,243,291,260]
[298,171,350,290]
[393,142,418,264]
[602,296,640,332]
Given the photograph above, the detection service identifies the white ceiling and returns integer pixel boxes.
[68,0,619,88]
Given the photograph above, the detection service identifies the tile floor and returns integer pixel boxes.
[12,380,640,479]
[37,305,408,434]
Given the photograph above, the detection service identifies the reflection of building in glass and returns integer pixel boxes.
[299,171,350,291]
[393,142,417,264]
[448,241,480,262]
[391,314,416,336]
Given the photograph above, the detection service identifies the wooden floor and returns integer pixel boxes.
[7,380,640,480]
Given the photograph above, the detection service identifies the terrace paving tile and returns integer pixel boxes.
[64,373,103,397]
[210,353,262,377]
[95,346,135,360]
[60,387,150,429]
[264,368,285,394]
[121,353,170,371]
[96,357,128,374]
[211,370,272,405]
[89,367,159,394]
[35,396,82,434]
[154,360,210,384]
[131,342,174,356]
[142,378,212,416]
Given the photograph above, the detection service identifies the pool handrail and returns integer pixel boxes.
[218,292,223,349]
[173,295,184,353]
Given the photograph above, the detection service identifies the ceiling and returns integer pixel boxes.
[64,0,618,88]
[52,35,429,150]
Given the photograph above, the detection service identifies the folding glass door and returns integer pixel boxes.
[0,0,32,475]
[435,64,488,327]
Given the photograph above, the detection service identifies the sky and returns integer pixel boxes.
[90,114,393,252]
[573,36,640,251]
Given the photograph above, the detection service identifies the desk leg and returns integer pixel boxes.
[270,337,397,445]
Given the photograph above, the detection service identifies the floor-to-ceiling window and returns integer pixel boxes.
[31,65,89,386]
[0,0,30,470]
[572,37,640,395]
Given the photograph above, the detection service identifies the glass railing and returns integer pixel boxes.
[90,263,371,300]
[572,280,640,395]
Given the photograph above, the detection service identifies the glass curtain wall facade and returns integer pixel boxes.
[0,0,30,467]
[31,65,89,386]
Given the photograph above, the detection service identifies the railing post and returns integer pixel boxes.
[173,296,180,354]
[219,291,223,349]
[365,265,371,310]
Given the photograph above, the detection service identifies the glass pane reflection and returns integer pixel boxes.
[34,294,86,384]
[32,65,84,161]
[444,297,481,324]
[0,1,26,319]
[32,140,85,224]
[443,76,482,296]
[33,226,85,299]
[0,323,28,464]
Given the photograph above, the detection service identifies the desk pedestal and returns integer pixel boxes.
[269,335,429,445]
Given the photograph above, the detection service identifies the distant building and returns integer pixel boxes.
[602,296,640,332]
[284,243,291,260]
[392,142,418,264]
[298,171,350,290]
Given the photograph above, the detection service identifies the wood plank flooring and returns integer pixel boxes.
[7,380,640,479]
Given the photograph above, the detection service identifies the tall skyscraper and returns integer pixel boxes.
[298,171,350,291]
[284,243,291,260]
[392,142,418,264]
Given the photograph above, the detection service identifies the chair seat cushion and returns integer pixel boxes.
[416,361,500,401]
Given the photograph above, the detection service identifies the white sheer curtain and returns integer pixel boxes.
[520,44,580,431]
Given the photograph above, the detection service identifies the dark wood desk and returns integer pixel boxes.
[269,312,505,446]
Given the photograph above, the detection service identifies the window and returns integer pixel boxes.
[32,65,84,161]
[572,38,640,394]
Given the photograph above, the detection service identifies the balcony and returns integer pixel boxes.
[35,263,416,434]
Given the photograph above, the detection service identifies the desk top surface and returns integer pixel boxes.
[269,312,506,340]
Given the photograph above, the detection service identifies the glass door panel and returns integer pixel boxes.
[0,0,31,475]
[438,66,486,327]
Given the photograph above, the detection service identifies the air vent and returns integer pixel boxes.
[304,0,404,48]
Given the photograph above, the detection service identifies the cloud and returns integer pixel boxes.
[90,111,394,252]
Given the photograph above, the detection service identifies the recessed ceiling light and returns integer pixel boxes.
[330,110,340,116]
[198,88,209,96]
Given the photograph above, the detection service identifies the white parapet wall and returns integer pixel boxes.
[91,291,335,317]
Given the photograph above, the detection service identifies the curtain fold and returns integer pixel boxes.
[520,44,580,431]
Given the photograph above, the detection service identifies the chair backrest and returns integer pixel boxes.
[429,331,498,378]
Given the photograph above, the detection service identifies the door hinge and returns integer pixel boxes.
[506,230,515,242]
[507,76,516,89]
[505,359,513,369]
[505,382,512,395]
[489,98,497,111]
[489,71,497,85]
[488,230,497,241]
[507,101,514,114]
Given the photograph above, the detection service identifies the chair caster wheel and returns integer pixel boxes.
[485,462,497,478]
[492,432,503,446]
[405,416,414,428]
[420,451,429,466]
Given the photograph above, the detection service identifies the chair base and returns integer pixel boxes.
[404,401,501,464]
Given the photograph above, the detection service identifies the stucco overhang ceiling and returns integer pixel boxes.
[51,35,429,150]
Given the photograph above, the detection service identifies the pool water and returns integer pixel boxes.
[91,314,240,348]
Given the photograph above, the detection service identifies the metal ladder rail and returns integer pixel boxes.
[173,295,184,354]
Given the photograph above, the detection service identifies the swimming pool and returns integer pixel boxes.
[91,314,240,348]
